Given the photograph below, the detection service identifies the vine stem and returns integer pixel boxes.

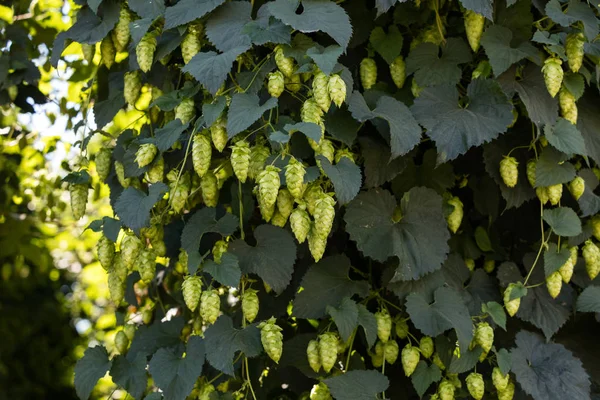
[344,329,357,371]
[239,180,245,240]
[240,281,257,400]
[524,200,547,285]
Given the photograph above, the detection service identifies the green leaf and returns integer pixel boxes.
[63,170,91,184]
[110,354,147,400]
[375,0,399,16]
[182,48,247,95]
[576,286,600,312]
[205,2,252,52]
[474,226,492,252]
[577,169,600,218]
[459,0,493,19]
[533,147,576,187]
[411,79,513,162]
[391,149,454,196]
[267,0,353,49]
[411,361,442,398]
[482,301,507,330]
[508,281,528,301]
[203,253,241,287]
[150,120,189,153]
[496,348,512,375]
[544,119,587,157]
[324,370,389,400]
[229,225,296,294]
[406,287,474,350]
[369,26,404,64]
[114,183,168,234]
[356,304,378,348]
[406,39,471,87]
[129,18,153,46]
[325,108,359,147]
[518,286,570,339]
[226,94,278,138]
[360,137,407,188]
[181,208,239,272]
[148,336,205,400]
[243,15,291,46]
[86,217,122,242]
[202,97,227,127]
[543,207,582,237]
[480,25,538,76]
[345,188,450,280]
[128,318,185,358]
[511,330,590,400]
[348,93,422,159]
[204,316,262,376]
[449,346,483,374]
[317,156,362,205]
[284,122,322,143]
[293,254,369,319]
[545,0,599,40]
[327,297,359,342]
[129,0,166,20]
[563,73,585,100]
[75,346,112,400]
[306,45,344,76]
[544,243,571,277]
[579,92,600,166]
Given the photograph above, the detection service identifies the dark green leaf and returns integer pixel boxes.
[411,80,513,162]
[544,118,587,157]
[449,346,483,374]
[128,318,185,358]
[114,183,168,234]
[511,330,590,400]
[306,45,344,76]
[518,286,570,339]
[243,15,291,46]
[545,0,598,40]
[480,25,538,76]
[318,156,362,205]
[270,131,289,144]
[268,0,353,49]
[324,370,389,400]
[348,93,422,159]
[151,120,189,152]
[345,188,450,280]
[182,48,247,95]
[129,0,165,20]
[579,92,600,165]
[406,287,474,350]
[326,108,360,146]
[392,149,454,195]
[534,147,576,187]
[284,122,322,143]
[576,286,600,312]
[63,170,91,184]
[327,297,359,342]
[459,0,493,19]
[508,282,528,301]
[202,97,227,127]
[411,361,442,398]
[360,137,406,188]
[577,169,600,218]
[496,348,512,375]
[203,253,241,287]
[474,226,492,252]
[406,39,471,87]
[229,225,296,294]
[164,0,224,29]
[482,301,507,330]
[226,94,278,138]
[129,18,153,46]
[543,207,582,237]
[94,90,125,129]
[204,316,262,376]
[75,346,112,400]
[544,243,571,277]
[563,73,585,100]
[356,304,378,348]
[181,208,239,272]
[110,354,147,400]
[205,2,252,52]
[293,254,369,319]
[148,336,205,400]
[370,26,404,64]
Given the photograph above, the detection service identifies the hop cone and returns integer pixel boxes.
[475,322,493,360]
[466,372,484,400]
[210,117,228,152]
[181,22,203,64]
[318,139,335,164]
[285,73,302,93]
[499,156,519,188]
[257,165,281,221]
[388,56,407,89]
[112,6,132,52]
[313,194,336,239]
[559,86,578,124]
[313,71,331,112]
[242,289,259,323]
[212,240,228,263]
[432,352,446,370]
[542,57,563,98]
[124,71,142,107]
[82,43,95,64]
[259,317,284,363]
[335,148,354,163]
[192,132,212,177]
[536,186,549,205]
[464,10,485,52]
[135,143,158,168]
[569,176,585,200]
[438,379,455,400]
[136,32,157,73]
[285,157,306,199]
[593,215,600,241]
[395,318,409,339]
[100,35,115,68]
[565,32,585,72]
[276,188,294,221]
[526,159,536,187]
[182,275,202,311]
[503,283,521,317]
[248,144,270,180]
[384,340,399,364]
[70,183,88,220]
[201,171,219,207]
[112,253,128,281]
[308,225,327,262]
[446,196,464,233]
[274,45,295,77]
[559,246,577,283]
[108,270,125,304]
[175,97,196,124]
[420,336,434,359]
[310,383,332,400]
[360,58,377,89]
[304,183,324,216]
[121,233,143,270]
[328,74,346,107]
[138,248,156,284]
[375,309,392,343]
[498,382,515,400]
[472,60,492,79]
[200,289,220,325]
[231,140,251,183]
[401,344,420,376]
[318,332,338,373]
[301,98,324,132]
[492,367,509,391]
[169,172,190,213]
[547,183,563,206]
[146,156,164,183]
[97,235,115,270]
[268,71,285,98]
[307,339,321,373]
[114,330,129,354]
[583,240,600,280]
[546,271,562,298]
[290,206,311,243]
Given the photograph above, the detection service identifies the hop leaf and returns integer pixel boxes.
[313,71,332,113]
[318,332,338,373]
[124,71,142,107]
[446,196,464,234]
[267,71,285,98]
[181,22,203,64]
[499,156,519,188]
[210,117,228,152]
[242,289,259,323]
[200,289,221,325]
[390,56,406,89]
[231,140,251,183]
[375,309,392,343]
[259,317,283,363]
[135,143,158,168]
[100,35,116,69]
[176,98,196,124]
[182,275,203,311]
[542,57,563,98]
[419,336,434,359]
[327,74,346,107]
[136,31,157,73]
[402,344,420,377]
[360,58,377,89]
[559,87,578,125]
[192,132,212,177]
[307,339,321,373]
[70,183,88,220]
[503,283,522,317]
[138,248,156,283]
[466,372,484,400]
[565,32,585,73]
[97,235,115,270]
[464,10,485,52]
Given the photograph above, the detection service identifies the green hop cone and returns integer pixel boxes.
[248,143,270,180]
[593,215,600,241]
[108,270,125,304]
[395,318,409,339]
[401,344,420,377]
[112,6,132,52]
[565,32,585,72]
[472,60,492,79]
[475,322,493,360]
[499,156,519,188]
[231,140,251,183]
[175,97,196,124]
[138,248,156,284]
[145,156,164,183]
[559,86,578,125]
[547,183,563,206]
[536,186,549,205]
[210,117,228,152]
[181,22,203,64]
[95,148,112,181]
[559,246,577,283]
[277,188,295,220]
[123,71,142,107]
[491,367,509,391]
[136,31,157,73]
[526,159,536,187]
[307,339,321,373]
[200,289,220,325]
[583,239,600,280]
[568,176,585,200]
[242,289,260,323]
[310,382,332,400]
[169,172,190,213]
[446,196,464,234]
[123,324,136,341]
[257,165,281,222]
[334,148,354,164]
[301,98,324,126]
[420,336,434,359]
[112,253,128,281]
[465,258,475,271]
[212,240,228,263]
[498,381,515,400]
[70,183,88,220]
[285,73,302,93]
[201,171,219,207]
[542,57,563,98]
[375,309,392,343]
[466,372,484,400]
[197,383,216,400]
[390,56,406,89]
[97,235,115,270]
[313,71,331,112]
[100,35,116,68]
[328,74,346,107]
[182,275,202,312]
[114,330,130,354]
[438,379,455,400]
[308,225,327,262]
[259,317,284,363]
[360,57,377,90]
[176,248,189,273]
[318,332,338,373]
[432,352,446,370]
[267,71,285,98]
[135,143,158,168]
[504,283,521,317]
[546,270,563,299]
[304,183,324,216]
[286,157,306,199]
[274,45,295,77]
[384,340,399,364]
[290,206,311,244]
[464,10,485,52]
[318,139,335,164]
[121,233,143,270]
[313,193,336,239]
[192,132,212,177]
[82,43,95,64]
